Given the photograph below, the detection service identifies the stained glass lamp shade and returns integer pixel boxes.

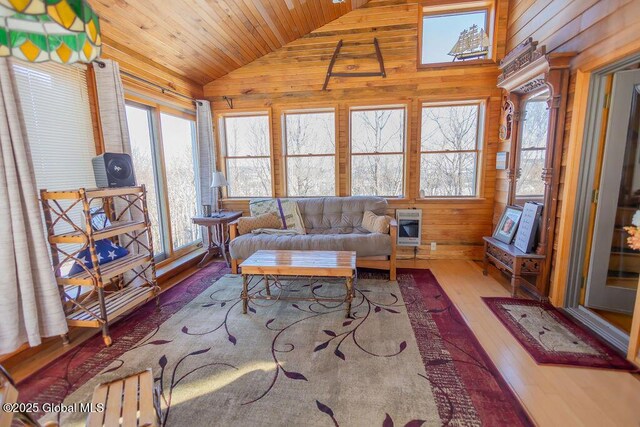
[0,0,101,64]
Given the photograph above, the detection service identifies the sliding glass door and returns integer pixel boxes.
[125,102,200,262]
[160,112,200,250]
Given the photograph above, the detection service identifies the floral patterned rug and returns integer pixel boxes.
[20,265,532,426]
[483,297,637,370]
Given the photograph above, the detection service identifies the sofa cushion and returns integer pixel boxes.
[237,212,282,235]
[362,210,393,234]
[295,196,388,232]
[229,232,392,260]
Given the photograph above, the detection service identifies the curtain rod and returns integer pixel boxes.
[93,59,202,106]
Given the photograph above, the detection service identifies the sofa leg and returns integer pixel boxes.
[389,266,397,281]
[231,258,239,274]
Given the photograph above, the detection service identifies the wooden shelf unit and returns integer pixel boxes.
[40,185,159,347]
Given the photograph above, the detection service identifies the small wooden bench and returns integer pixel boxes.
[483,236,546,298]
[87,369,160,427]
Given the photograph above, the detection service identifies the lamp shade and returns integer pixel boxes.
[210,171,228,188]
[0,0,101,64]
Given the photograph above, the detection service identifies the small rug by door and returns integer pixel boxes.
[21,267,532,426]
[483,297,637,370]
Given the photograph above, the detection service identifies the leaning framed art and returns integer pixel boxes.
[493,205,523,244]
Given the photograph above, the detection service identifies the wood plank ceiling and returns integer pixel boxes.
[90,0,369,86]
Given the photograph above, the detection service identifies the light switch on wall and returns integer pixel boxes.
[431,242,437,251]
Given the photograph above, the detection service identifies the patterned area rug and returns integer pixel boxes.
[483,297,637,370]
[21,266,532,426]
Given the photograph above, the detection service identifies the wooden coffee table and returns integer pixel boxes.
[239,250,356,318]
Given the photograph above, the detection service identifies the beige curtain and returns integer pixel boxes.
[0,58,68,355]
[93,59,131,153]
[196,100,215,207]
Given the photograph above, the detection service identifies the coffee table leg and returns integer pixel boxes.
[242,274,248,314]
[265,275,271,296]
[345,276,354,318]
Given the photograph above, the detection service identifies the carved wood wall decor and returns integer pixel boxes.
[322,38,386,91]
[495,38,575,298]
[499,97,514,143]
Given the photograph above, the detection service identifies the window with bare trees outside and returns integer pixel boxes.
[221,114,272,198]
[350,107,405,197]
[125,102,201,262]
[284,110,336,196]
[516,95,549,198]
[420,102,482,197]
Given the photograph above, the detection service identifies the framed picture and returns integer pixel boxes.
[493,205,523,244]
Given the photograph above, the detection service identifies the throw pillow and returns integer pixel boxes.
[362,210,392,234]
[69,239,129,276]
[237,212,282,235]
[249,198,306,234]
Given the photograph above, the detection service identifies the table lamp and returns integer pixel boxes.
[211,171,229,213]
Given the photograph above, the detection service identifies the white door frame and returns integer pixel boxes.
[564,53,640,353]
[585,69,640,314]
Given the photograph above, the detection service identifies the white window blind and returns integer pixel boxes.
[13,61,98,275]
[13,61,96,192]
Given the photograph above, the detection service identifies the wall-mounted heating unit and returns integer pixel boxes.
[396,209,422,246]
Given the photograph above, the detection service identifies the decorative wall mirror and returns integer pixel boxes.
[515,88,550,202]
[495,38,575,298]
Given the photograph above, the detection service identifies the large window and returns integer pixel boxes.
[220,114,272,198]
[516,96,548,197]
[126,103,200,260]
[420,4,492,66]
[420,102,482,197]
[284,110,336,196]
[350,107,405,197]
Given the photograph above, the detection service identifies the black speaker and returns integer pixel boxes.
[92,153,136,188]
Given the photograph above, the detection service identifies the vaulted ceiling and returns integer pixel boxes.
[91,0,369,86]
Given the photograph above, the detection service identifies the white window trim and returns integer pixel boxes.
[419,100,485,199]
[218,111,273,199]
[348,105,408,198]
[282,108,338,197]
[419,1,496,67]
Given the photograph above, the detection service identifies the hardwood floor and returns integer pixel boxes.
[426,260,640,427]
[4,259,639,425]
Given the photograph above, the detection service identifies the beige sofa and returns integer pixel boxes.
[228,196,397,280]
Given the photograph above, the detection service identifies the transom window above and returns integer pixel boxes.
[420,3,493,66]
[350,107,406,197]
[220,113,273,198]
[420,102,483,197]
[284,110,336,197]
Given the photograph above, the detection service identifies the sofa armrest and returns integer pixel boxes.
[389,218,397,244]
[229,219,240,241]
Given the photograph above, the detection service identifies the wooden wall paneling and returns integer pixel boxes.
[86,65,106,155]
[101,40,204,100]
[204,0,509,261]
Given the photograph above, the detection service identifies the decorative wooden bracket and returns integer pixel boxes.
[322,38,386,91]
